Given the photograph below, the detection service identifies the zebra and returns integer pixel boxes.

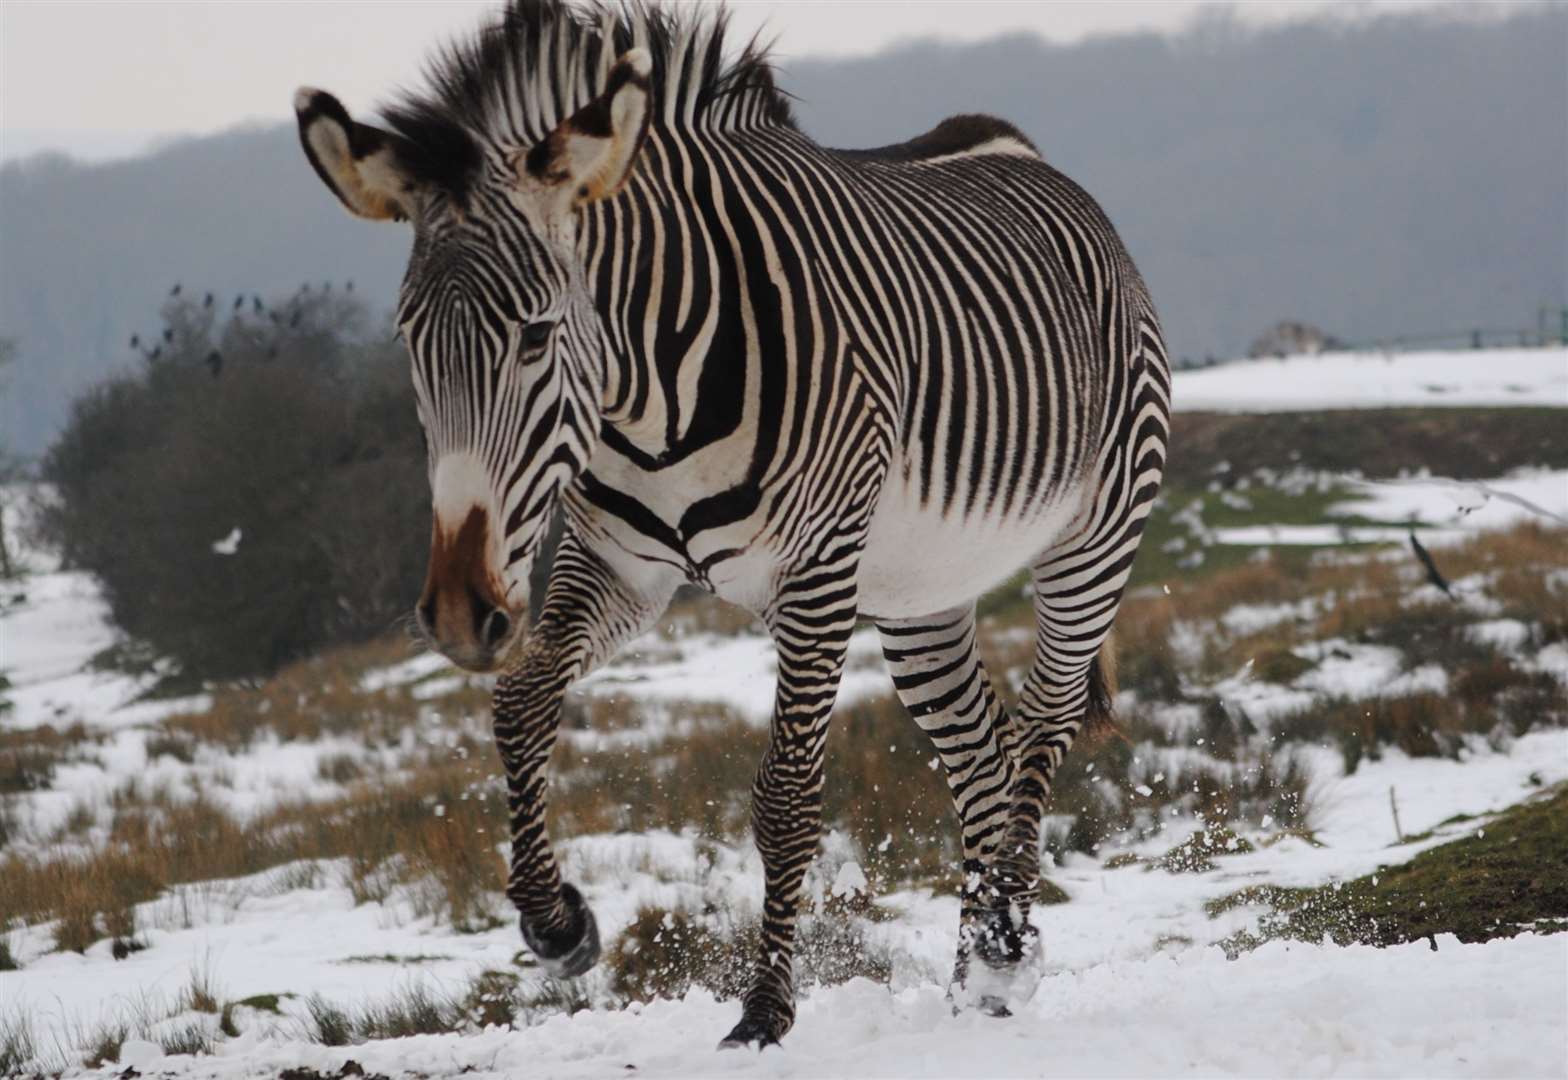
[295,0,1169,1048]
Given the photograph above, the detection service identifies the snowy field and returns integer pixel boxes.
[3,349,1567,1078]
[1172,346,1567,411]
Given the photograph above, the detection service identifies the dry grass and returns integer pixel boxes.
[4,523,1558,974]
[0,723,97,796]
[606,903,896,1005]
[163,635,466,753]
[1,758,512,950]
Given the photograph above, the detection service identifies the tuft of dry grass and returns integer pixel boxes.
[2,761,512,952]
[606,903,896,1006]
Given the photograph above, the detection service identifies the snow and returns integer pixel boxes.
[575,631,890,723]
[1334,471,1568,530]
[1210,470,1568,548]
[6,729,1564,1078]
[210,527,242,556]
[1211,523,1463,546]
[3,450,1567,1077]
[37,931,1559,1079]
[1173,347,1568,412]
[830,860,868,900]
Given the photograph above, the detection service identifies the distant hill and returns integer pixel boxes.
[2,5,1564,456]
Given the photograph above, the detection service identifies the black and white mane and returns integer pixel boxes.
[382,0,793,200]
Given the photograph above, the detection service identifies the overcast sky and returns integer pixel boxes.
[1,0,1481,163]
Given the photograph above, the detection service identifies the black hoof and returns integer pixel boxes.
[973,910,1038,968]
[519,883,600,977]
[978,995,1013,1018]
[716,1014,783,1051]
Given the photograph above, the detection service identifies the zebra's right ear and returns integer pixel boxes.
[294,88,419,222]
[518,48,653,209]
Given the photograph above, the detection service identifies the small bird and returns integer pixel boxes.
[129,334,140,349]
[1409,531,1452,598]
[345,280,354,293]
[163,327,174,343]
[169,283,182,297]
[233,295,245,312]
[252,296,264,314]
[205,350,223,377]
[203,292,214,308]
[211,527,242,556]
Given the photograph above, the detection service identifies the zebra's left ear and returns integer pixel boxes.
[519,48,652,208]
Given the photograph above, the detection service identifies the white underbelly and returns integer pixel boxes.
[857,470,1087,620]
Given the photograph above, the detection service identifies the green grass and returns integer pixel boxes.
[1210,785,1568,955]
[1130,482,1388,590]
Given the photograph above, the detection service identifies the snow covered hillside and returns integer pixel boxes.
[3,351,1567,1078]
[1172,346,1567,411]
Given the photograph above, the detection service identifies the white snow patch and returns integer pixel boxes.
[1173,346,1568,412]
[1468,618,1532,651]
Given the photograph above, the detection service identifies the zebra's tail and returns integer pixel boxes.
[1079,632,1123,747]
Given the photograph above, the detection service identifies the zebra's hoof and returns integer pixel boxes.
[716,1012,785,1051]
[520,883,600,977]
[953,917,1043,1015]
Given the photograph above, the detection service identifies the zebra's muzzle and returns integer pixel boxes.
[418,505,519,672]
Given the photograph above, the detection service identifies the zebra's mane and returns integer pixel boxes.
[381,0,793,202]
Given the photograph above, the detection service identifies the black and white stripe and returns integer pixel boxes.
[313,0,1171,1048]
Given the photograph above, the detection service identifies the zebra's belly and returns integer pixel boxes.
[856,470,1088,621]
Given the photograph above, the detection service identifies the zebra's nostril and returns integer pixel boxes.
[481,608,512,651]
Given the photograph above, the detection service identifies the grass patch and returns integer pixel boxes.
[1,1010,39,1078]
[1212,785,1568,955]
[1252,649,1315,685]
[606,903,897,1005]
[1158,826,1256,874]
[306,995,353,1047]
[354,982,456,1041]
[1166,409,1568,492]
[160,1020,216,1058]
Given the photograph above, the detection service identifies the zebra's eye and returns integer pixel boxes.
[521,320,554,355]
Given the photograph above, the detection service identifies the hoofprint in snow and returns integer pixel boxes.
[1171,346,1567,412]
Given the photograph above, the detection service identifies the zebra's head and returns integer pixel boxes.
[294,50,653,672]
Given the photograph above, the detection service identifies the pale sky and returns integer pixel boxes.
[1,0,1471,163]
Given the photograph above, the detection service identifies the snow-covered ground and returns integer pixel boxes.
[1172,346,1567,412]
[4,347,1568,1077]
[5,726,1564,1078]
[33,932,1568,1079]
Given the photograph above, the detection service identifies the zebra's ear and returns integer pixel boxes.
[294,87,419,222]
[520,48,652,208]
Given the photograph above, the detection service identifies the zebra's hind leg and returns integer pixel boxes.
[977,540,1139,1002]
[876,606,1020,1010]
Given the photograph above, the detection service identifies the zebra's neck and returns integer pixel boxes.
[577,125,779,470]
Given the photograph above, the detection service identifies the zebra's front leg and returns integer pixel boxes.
[719,591,859,1049]
[493,535,673,976]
